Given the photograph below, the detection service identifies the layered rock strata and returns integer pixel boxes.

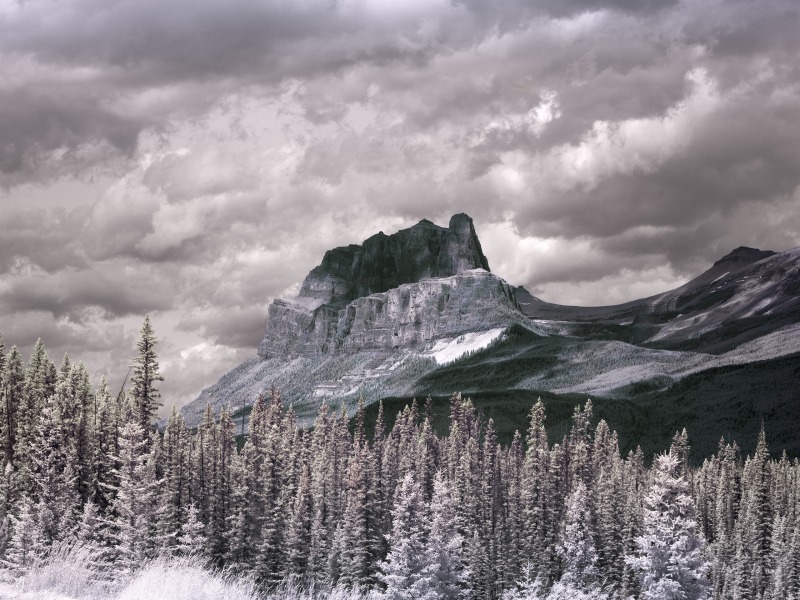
[258,214,503,358]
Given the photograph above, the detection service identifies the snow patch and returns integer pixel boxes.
[425,328,506,365]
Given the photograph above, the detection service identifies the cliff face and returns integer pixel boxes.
[259,269,523,358]
[259,214,502,359]
[297,213,490,306]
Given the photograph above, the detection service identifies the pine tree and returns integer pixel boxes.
[736,426,772,598]
[177,504,207,556]
[30,398,80,545]
[557,480,601,594]
[334,442,374,588]
[76,500,113,570]
[130,316,164,435]
[159,406,192,551]
[521,399,552,581]
[4,495,41,574]
[501,562,546,600]
[423,471,469,599]
[1,346,24,470]
[379,472,430,599]
[107,420,159,576]
[93,376,119,510]
[14,340,51,494]
[284,439,313,580]
[628,452,711,600]
[209,405,236,563]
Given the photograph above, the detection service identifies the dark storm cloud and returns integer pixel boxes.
[0,264,174,319]
[2,0,800,407]
[0,0,474,183]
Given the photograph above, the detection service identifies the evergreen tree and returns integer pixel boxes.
[628,452,711,600]
[1,346,24,469]
[177,504,207,556]
[284,440,313,580]
[107,420,159,576]
[14,340,51,493]
[93,376,119,510]
[159,406,192,551]
[130,316,164,434]
[4,495,41,574]
[30,399,80,545]
[334,442,374,588]
[379,472,430,599]
[556,480,601,595]
[423,471,469,599]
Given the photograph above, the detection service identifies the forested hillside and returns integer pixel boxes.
[0,319,798,600]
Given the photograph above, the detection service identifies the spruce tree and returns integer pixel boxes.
[334,442,374,588]
[159,406,192,551]
[177,504,207,556]
[15,340,51,491]
[423,471,469,599]
[284,442,313,580]
[379,472,430,600]
[4,495,40,574]
[130,316,164,434]
[93,376,119,510]
[556,480,601,594]
[107,420,159,576]
[30,398,80,544]
[628,452,711,600]
[1,346,24,469]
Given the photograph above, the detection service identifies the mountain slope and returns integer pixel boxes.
[182,216,800,457]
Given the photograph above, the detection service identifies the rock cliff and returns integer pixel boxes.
[258,214,500,358]
[296,213,489,307]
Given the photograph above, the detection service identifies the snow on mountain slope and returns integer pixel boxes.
[425,328,506,365]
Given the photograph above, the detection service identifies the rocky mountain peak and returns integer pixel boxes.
[257,214,512,359]
[713,246,776,267]
[297,213,489,307]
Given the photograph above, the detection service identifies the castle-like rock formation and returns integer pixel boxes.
[258,214,521,359]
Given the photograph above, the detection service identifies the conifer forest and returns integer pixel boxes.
[1,318,799,600]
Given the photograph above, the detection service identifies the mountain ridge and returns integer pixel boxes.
[183,215,800,457]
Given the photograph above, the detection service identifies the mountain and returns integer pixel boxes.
[183,216,800,460]
[257,213,497,359]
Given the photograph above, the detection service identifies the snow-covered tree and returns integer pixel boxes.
[107,420,159,576]
[177,503,207,556]
[501,562,546,600]
[130,316,164,435]
[557,480,600,591]
[628,452,711,600]
[423,471,469,599]
[334,441,374,587]
[30,398,80,544]
[379,472,430,599]
[1,346,25,469]
[4,495,41,574]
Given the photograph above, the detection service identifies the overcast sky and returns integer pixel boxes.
[1,0,799,410]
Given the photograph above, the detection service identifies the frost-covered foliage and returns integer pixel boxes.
[117,555,259,600]
[627,453,710,600]
[11,542,105,599]
[0,327,799,600]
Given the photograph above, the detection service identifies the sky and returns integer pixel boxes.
[1,0,799,411]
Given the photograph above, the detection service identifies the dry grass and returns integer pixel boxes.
[4,547,375,600]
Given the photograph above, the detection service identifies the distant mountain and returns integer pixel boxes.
[183,215,800,459]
